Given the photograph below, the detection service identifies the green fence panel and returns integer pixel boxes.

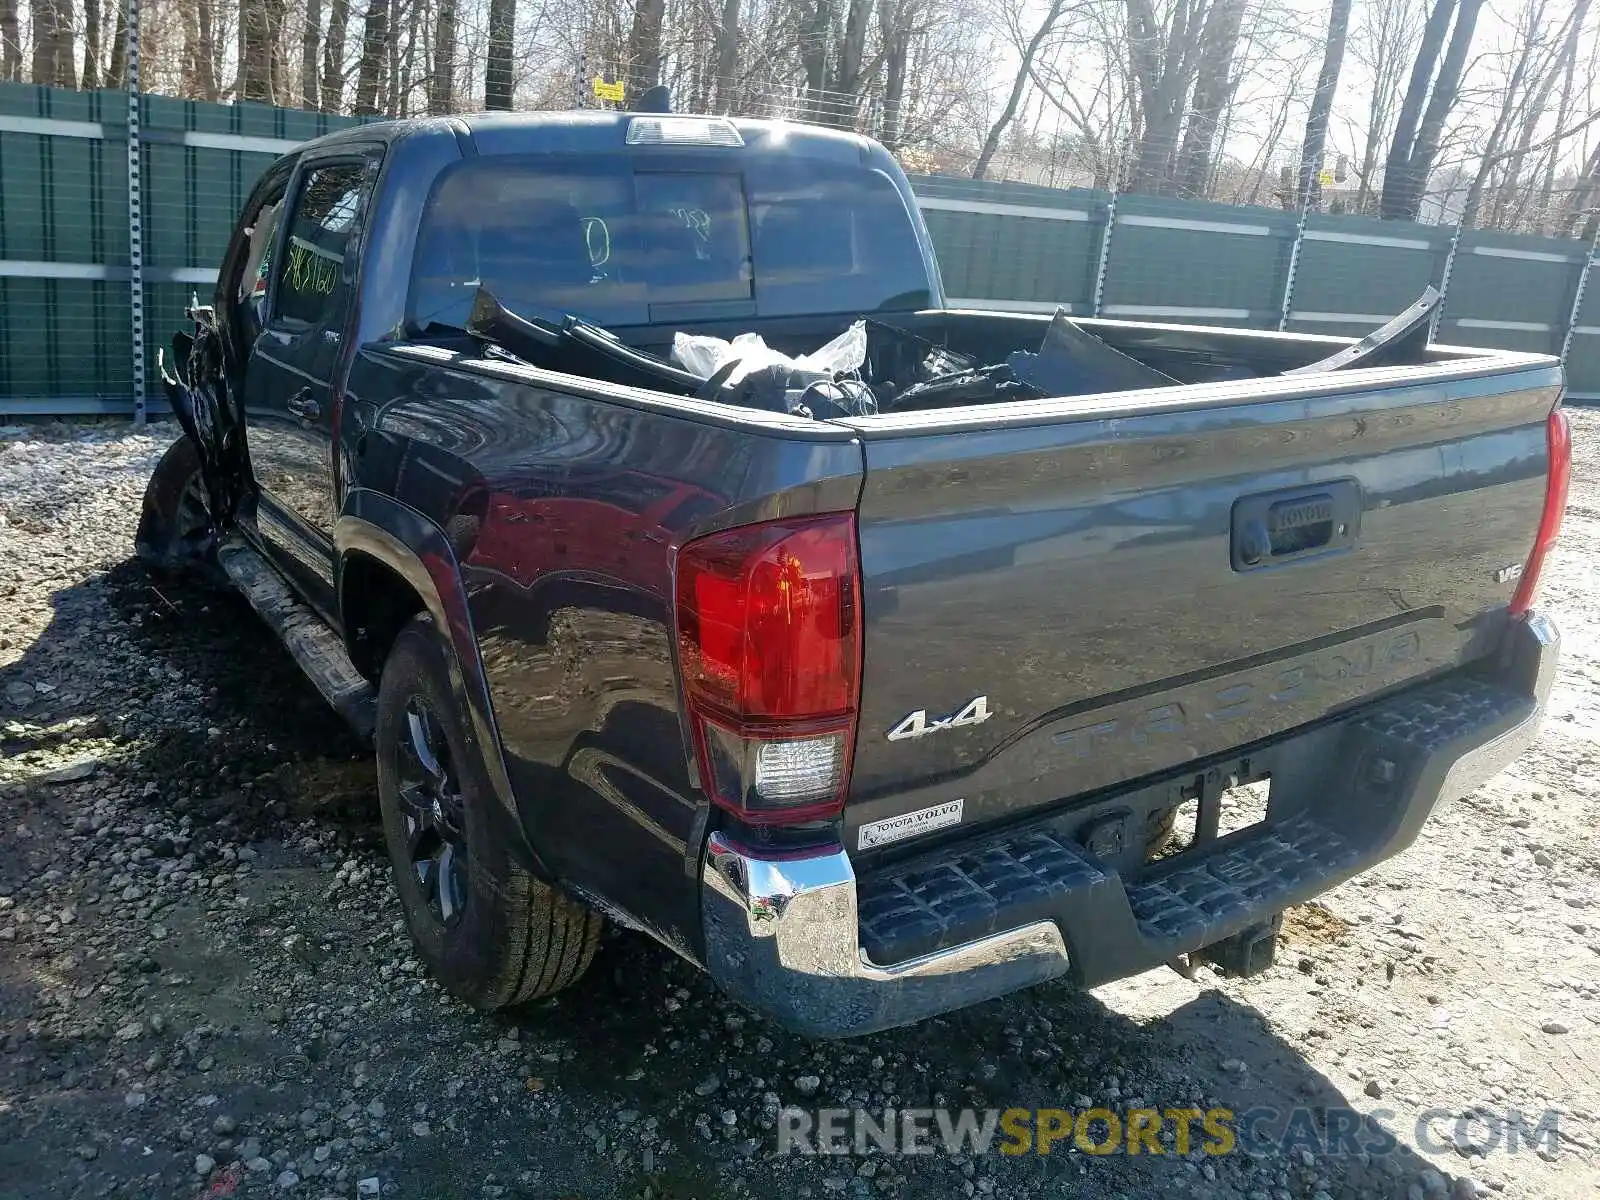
[1436,229,1587,356]
[1286,213,1452,337]
[908,175,1107,313]
[1101,195,1298,326]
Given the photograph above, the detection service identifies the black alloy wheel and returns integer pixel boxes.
[392,696,471,928]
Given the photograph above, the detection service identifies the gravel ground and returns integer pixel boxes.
[2,414,1599,1200]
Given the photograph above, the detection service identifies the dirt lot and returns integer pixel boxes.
[2,413,1599,1200]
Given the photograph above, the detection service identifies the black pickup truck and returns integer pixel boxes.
[140,109,1568,1038]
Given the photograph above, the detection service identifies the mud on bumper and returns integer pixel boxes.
[700,615,1560,1038]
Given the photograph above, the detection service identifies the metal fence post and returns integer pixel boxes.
[1560,223,1600,364]
[1277,193,1311,332]
[1091,190,1117,318]
[126,0,145,424]
[1430,224,1462,343]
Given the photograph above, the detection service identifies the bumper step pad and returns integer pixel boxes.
[855,671,1540,973]
[1126,815,1359,944]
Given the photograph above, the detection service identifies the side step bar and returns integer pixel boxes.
[217,537,377,742]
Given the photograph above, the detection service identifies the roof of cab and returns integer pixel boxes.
[290,109,883,169]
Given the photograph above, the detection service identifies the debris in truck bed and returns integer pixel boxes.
[671,321,878,417]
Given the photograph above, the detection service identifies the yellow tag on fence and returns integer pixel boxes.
[593,78,625,103]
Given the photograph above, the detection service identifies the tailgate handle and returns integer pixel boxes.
[1232,481,1361,570]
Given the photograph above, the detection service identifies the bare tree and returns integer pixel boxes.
[1174,0,1248,198]
[31,0,77,86]
[353,0,389,112]
[1342,0,1424,211]
[827,0,873,123]
[628,0,666,92]
[240,0,274,100]
[484,0,514,107]
[1295,0,1350,208]
[430,0,456,112]
[879,0,914,148]
[302,0,322,107]
[1,0,20,81]
[106,0,127,85]
[973,0,1069,179]
[713,0,741,109]
[1123,0,1214,194]
[800,0,832,117]
[1380,0,1484,219]
[81,0,101,86]
[321,0,349,109]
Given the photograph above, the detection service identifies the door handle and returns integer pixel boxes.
[287,389,320,421]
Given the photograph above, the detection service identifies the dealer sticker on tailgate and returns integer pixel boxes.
[858,800,964,851]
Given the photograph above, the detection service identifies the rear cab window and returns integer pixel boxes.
[406,155,931,333]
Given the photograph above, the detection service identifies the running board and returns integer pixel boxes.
[217,537,377,742]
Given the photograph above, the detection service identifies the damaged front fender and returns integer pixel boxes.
[136,310,248,569]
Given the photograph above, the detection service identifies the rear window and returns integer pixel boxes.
[407,156,931,331]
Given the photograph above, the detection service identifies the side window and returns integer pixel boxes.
[273,162,367,328]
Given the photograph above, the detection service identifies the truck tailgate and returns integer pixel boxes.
[841,361,1563,857]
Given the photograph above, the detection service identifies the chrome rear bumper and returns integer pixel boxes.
[701,614,1558,1038]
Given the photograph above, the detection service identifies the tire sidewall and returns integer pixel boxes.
[376,617,521,1007]
[135,434,219,574]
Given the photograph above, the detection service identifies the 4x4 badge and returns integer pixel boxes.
[887,696,992,741]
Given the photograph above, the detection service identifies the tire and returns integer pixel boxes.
[134,434,221,575]
[375,614,603,1010]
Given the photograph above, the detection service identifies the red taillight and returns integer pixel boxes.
[1510,407,1571,618]
[675,513,862,825]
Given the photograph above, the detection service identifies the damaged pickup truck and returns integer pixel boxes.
[139,108,1569,1038]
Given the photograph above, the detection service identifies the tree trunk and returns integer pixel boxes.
[713,0,739,110]
[1,0,20,81]
[878,0,909,150]
[80,0,100,87]
[627,0,665,94]
[301,0,321,108]
[198,0,220,98]
[180,0,201,95]
[828,0,872,125]
[31,0,76,86]
[800,0,832,119]
[972,0,1066,180]
[385,0,403,113]
[240,0,274,102]
[1174,0,1247,199]
[267,0,288,102]
[321,0,348,110]
[1295,0,1351,209]
[1124,0,1208,196]
[105,0,125,86]
[1381,0,1482,220]
[484,0,513,109]
[1381,0,1454,214]
[353,0,388,113]
[429,0,455,112]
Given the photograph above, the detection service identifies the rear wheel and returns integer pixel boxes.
[375,615,603,1010]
